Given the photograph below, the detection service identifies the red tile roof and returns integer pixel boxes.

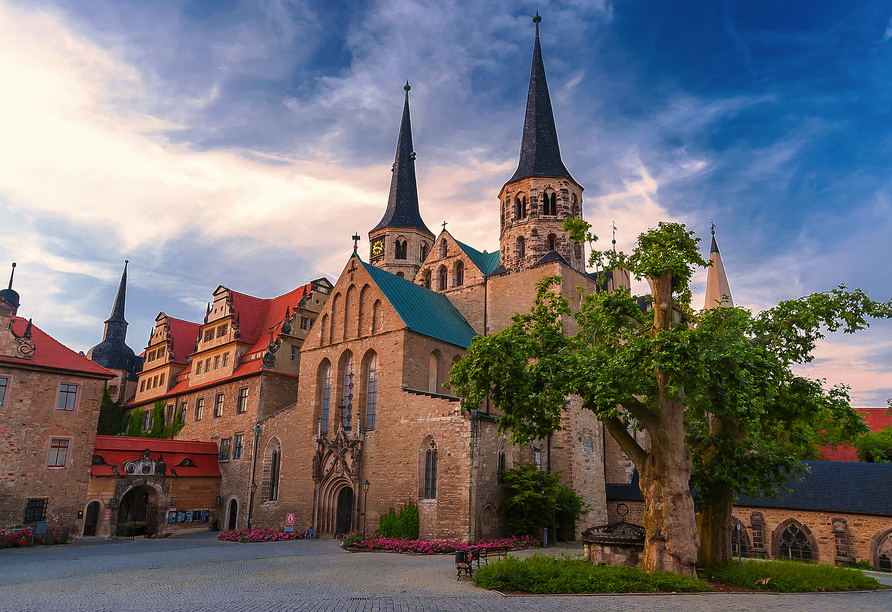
[90,435,221,478]
[166,317,201,363]
[0,316,114,377]
[231,283,312,352]
[821,408,892,462]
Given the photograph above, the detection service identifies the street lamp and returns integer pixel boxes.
[362,479,371,533]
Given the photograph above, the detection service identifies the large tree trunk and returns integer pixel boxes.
[696,482,733,566]
[639,270,699,576]
[639,401,700,576]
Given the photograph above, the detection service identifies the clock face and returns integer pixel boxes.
[371,238,385,258]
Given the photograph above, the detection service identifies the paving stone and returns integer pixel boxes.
[0,533,889,612]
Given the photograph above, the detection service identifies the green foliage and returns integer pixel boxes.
[853,426,892,462]
[116,521,146,537]
[499,464,588,541]
[125,402,185,439]
[849,559,874,570]
[700,560,881,592]
[473,554,710,593]
[377,502,419,540]
[96,386,126,435]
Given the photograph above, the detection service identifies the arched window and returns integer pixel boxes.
[396,272,405,279]
[268,448,280,501]
[342,354,355,431]
[395,240,407,260]
[515,196,527,219]
[571,193,579,217]
[429,351,440,393]
[497,451,506,483]
[424,439,438,499]
[550,192,557,215]
[424,270,432,289]
[777,520,814,561]
[543,192,557,216]
[547,233,557,251]
[320,362,331,432]
[454,261,464,287]
[437,265,448,291]
[365,353,378,430]
[516,236,525,260]
[372,300,381,333]
[420,244,428,262]
[439,239,448,258]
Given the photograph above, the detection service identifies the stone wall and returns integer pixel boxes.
[0,365,105,533]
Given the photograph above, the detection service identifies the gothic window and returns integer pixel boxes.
[731,517,749,558]
[424,270,432,289]
[341,354,355,431]
[454,261,464,286]
[420,244,428,262]
[497,451,506,483]
[547,233,557,251]
[516,236,525,260]
[395,240,407,260]
[543,192,557,216]
[264,441,281,502]
[423,439,438,499]
[372,300,382,332]
[777,521,814,561]
[440,239,448,258]
[515,196,527,219]
[437,265,448,291]
[429,351,440,393]
[320,362,332,432]
[365,353,378,430]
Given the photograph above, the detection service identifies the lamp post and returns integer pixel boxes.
[362,479,371,533]
[247,423,261,529]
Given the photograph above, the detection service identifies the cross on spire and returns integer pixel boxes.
[352,233,361,254]
[442,220,448,231]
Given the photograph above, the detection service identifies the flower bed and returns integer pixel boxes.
[0,528,69,549]
[341,533,539,554]
[217,527,310,543]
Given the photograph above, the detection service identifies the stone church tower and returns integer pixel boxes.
[499,15,586,273]
[368,83,435,281]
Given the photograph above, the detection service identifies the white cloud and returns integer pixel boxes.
[885,18,892,41]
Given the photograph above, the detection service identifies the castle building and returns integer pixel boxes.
[0,268,115,532]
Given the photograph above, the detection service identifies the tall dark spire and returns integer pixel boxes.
[106,260,128,324]
[0,262,19,314]
[371,83,432,234]
[507,14,573,184]
[88,260,137,373]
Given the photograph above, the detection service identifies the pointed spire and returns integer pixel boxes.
[704,224,733,309]
[507,14,573,184]
[371,83,432,234]
[0,262,20,314]
[105,260,128,324]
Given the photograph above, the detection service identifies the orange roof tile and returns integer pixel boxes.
[1,316,114,377]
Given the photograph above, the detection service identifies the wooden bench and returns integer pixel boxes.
[478,545,511,566]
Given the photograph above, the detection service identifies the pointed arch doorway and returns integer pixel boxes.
[227,499,238,531]
[336,487,353,535]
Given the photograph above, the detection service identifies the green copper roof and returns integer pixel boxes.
[359,257,477,348]
[455,240,501,275]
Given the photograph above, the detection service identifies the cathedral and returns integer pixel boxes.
[110,16,620,541]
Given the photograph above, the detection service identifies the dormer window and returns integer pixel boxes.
[217,323,228,338]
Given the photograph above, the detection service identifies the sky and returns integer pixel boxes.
[1,0,890,406]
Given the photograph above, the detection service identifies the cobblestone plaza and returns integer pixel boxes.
[1,534,891,612]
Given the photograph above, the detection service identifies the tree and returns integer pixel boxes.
[853,402,892,462]
[450,219,891,574]
[499,464,588,541]
[96,386,126,435]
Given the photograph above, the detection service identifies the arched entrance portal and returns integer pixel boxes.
[336,487,353,535]
[83,501,101,536]
[228,499,238,531]
[118,485,159,535]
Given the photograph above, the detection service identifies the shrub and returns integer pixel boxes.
[0,528,70,548]
[217,527,309,543]
[700,560,882,592]
[500,464,588,541]
[473,554,710,593]
[116,521,147,537]
[341,533,539,554]
[377,502,419,540]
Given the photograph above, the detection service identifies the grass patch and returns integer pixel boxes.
[473,554,711,594]
[700,560,882,592]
